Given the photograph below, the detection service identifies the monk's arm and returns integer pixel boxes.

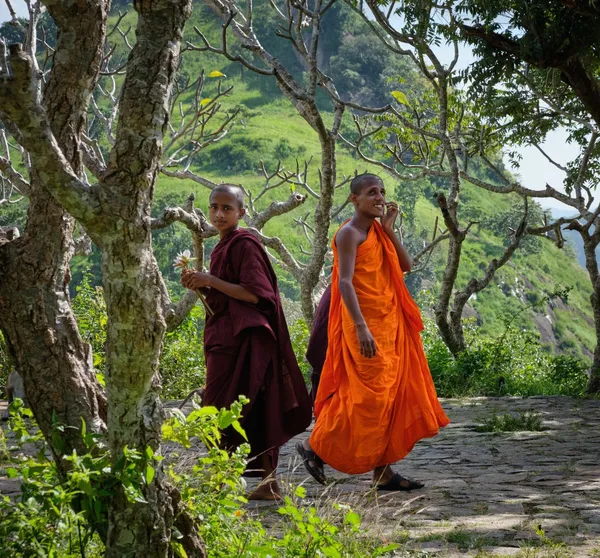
[383,227,412,272]
[337,227,376,358]
[205,276,259,304]
[182,271,259,304]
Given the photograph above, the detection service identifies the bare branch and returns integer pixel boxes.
[0,44,98,223]
[533,142,568,173]
[452,198,530,323]
[80,134,107,180]
[247,227,304,281]
[188,16,275,77]
[573,131,598,200]
[245,192,307,230]
[0,154,31,195]
[411,232,450,269]
[160,167,221,190]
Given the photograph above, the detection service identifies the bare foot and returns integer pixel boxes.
[247,478,282,501]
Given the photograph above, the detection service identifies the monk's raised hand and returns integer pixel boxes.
[381,202,399,231]
[357,324,377,359]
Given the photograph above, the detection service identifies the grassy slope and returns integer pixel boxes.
[151,7,594,359]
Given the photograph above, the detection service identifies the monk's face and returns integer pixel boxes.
[209,190,245,236]
[351,181,386,218]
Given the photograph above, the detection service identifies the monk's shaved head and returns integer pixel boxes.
[210,184,245,208]
[350,173,383,195]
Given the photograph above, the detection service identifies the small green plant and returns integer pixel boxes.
[475,410,544,433]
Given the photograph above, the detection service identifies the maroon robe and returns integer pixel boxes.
[306,283,331,403]
[203,228,312,475]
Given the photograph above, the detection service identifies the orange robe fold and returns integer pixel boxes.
[310,220,450,474]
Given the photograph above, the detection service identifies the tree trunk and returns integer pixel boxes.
[0,0,206,553]
[582,235,600,393]
[434,223,467,355]
[300,133,337,325]
[98,1,204,554]
[0,0,110,464]
[0,188,107,463]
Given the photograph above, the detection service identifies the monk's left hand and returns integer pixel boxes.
[182,271,213,290]
[381,202,399,231]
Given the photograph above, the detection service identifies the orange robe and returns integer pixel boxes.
[310,221,450,474]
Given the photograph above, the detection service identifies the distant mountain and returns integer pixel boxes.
[550,208,600,269]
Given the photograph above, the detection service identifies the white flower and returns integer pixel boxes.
[173,250,195,269]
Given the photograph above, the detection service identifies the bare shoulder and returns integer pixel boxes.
[336,223,366,251]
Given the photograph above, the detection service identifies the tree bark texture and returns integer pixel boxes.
[0,0,109,465]
[581,235,600,393]
[0,0,206,555]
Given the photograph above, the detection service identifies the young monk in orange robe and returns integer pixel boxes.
[297,173,450,490]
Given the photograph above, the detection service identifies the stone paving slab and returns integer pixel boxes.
[254,397,600,557]
[2,397,600,557]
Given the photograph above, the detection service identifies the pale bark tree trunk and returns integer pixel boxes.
[346,2,532,357]
[0,0,206,554]
[200,0,342,325]
[300,132,337,323]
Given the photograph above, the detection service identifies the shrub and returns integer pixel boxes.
[1,398,397,558]
[160,306,207,399]
[423,318,589,397]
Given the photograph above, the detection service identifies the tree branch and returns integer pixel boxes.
[0,44,99,223]
[245,192,307,230]
[246,227,304,281]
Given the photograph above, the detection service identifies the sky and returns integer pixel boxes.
[0,2,587,213]
[0,1,25,22]
[412,21,584,214]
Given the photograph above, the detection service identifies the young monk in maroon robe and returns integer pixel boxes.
[181,185,312,500]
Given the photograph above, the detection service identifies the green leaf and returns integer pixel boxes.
[6,467,19,478]
[231,419,248,441]
[344,511,361,527]
[391,90,409,106]
[294,485,307,498]
[188,406,218,421]
[172,541,188,558]
[207,70,226,78]
[218,410,235,429]
[145,465,155,485]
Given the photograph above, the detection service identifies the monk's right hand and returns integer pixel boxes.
[180,269,193,289]
[356,324,376,358]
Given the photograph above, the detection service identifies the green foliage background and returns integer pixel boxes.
[0,1,596,397]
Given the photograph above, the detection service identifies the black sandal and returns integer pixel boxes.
[375,473,424,491]
[296,441,327,485]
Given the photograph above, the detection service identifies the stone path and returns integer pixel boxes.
[251,397,600,557]
[2,397,600,557]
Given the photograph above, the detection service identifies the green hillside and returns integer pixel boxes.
[1,2,593,361]
[138,3,595,360]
